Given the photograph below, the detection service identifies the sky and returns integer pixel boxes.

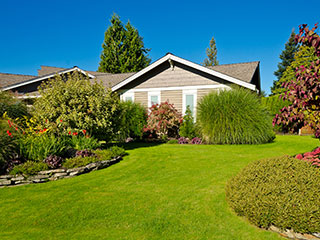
[0,0,319,94]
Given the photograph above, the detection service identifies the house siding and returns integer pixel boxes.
[197,88,218,102]
[161,90,183,112]
[134,92,148,108]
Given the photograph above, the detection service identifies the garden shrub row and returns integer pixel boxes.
[226,155,320,233]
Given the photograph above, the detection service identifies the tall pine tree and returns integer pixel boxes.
[98,14,150,73]
[271,31,299,94]
[203,36,219,66]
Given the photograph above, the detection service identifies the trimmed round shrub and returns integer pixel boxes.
[226,156,320,233]
[197,87,275,144]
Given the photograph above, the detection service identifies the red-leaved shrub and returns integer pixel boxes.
[296,147,320,167]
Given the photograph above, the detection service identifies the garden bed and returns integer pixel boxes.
[0,156,122,188]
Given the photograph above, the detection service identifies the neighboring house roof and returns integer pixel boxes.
[38,66,67,76]
[112,53,258,92]
[2,66,96,91]
[0,73,36,88]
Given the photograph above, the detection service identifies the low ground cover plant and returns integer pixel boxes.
[10,161,48,176]
[226,155,320,233]
[197,87,275,144]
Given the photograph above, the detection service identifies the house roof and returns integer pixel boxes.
[208,61,260,84]
[111,53,258,91]
[0,73,36,88]
[1,54,260,92]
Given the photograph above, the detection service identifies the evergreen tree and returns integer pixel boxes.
[271,31,299,94]
[98,14,150,73]
[203,36,219,66]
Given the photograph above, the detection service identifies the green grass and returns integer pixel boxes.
[0,135,318,240]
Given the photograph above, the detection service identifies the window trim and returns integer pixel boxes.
[182,89,197,119]
[121,92,134,102]
[148,91,161,108]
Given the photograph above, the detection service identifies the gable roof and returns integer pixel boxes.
[0,73,36,88]
[111,53,258,92]
[2,67,96,91]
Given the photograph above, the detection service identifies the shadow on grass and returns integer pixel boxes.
[102,141,164,151]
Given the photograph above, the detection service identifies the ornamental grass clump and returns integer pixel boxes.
[197,87,275,144]
[226,156,320,233]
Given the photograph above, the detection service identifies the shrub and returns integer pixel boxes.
[44,155,63,169]
[109,146,126,158]
[118,101,147,140]
[10,161,48,176]
[191,137,202,144]
[179,106,196,139]
[144,101,182,139]
[62,156,98,169]
[197,87,275,144]
[19,134,70,161]
[178,137,188,144]
[32,71,121,141]
[295,147,320,167]
[75,149,96,158]
[94,149,113,160]
[226,156,320,233]
[167,139,178,144]
[69,135,101,150]
[0,91,29,119]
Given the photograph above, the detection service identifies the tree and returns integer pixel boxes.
[272,45,317,95]
[273,24,320,137]
[98,14,150,73]
[271,31,299,94]
[203,36,219,66]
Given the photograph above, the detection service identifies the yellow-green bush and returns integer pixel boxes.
[226,156,320,233]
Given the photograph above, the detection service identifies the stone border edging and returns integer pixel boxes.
[0,156,122,188]
[268,225,320,240]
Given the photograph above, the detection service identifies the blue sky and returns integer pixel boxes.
[1,0,319,94]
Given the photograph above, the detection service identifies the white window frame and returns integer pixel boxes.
[121,92,134,102]
[148,91,161,108]
[183,89,197,119]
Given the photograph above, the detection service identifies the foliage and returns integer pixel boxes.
[144,101,182,139]
[191,137,202,144]
[109,146,126,158]
[271,31,299,94]
[98,13,150,73]
[166,139,178,144]
[179,106,196,139]
[94,149,113,160]
[0,91,29,119]
[75,149,96,158]
[295,147,320,167]
[19,134,70,161]
[197,87,275,144]
[118,101,147,140]
[203,36,219,66]
[32,71,121,141]
[178,137,188,144]
[274,24,320,137]
[62,156,98,169]
[226,155,320,233]
[261,94,292,132]
[69,135,101,150]
[44,155,63,169]
[10,161,48,176]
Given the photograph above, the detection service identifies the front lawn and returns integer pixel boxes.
[0,135,318,240]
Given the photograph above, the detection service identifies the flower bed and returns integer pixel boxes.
[0,156,122,188]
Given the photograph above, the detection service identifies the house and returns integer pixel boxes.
[0,53,261,115]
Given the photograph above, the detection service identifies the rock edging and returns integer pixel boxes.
[0,156,122,188]
[268,225,320,240]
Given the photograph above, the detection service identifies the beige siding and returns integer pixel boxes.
[161,90,183,112]
[134,92,148,108]
[197,88,218,102]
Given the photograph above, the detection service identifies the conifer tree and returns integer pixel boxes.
[271,31,299,94]
[98,14,150,73]
[203,36,219,66]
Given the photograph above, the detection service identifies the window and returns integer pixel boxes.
[148,91,161,108]
[183,90,197,119]
[121,92,134,102]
